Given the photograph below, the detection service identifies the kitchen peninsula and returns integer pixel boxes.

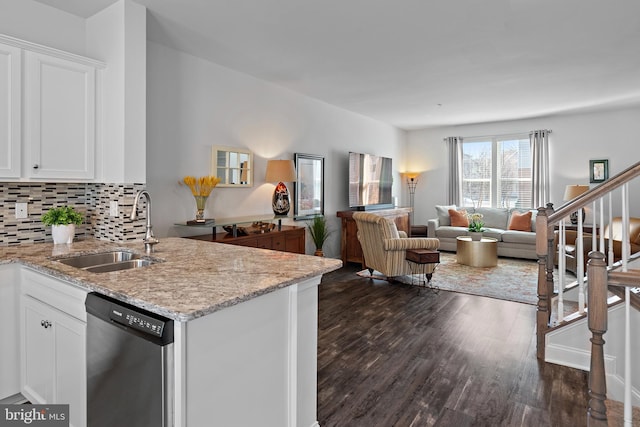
[0,237,342,427]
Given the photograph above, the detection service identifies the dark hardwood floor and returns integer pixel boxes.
[317,264,589,427]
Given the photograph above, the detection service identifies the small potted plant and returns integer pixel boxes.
[307,215,332,256]
[467,212,485,241]
[42,206,83,244]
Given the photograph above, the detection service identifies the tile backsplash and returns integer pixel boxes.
[0,182,147,246]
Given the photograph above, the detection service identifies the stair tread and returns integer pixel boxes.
[605,399,640,426]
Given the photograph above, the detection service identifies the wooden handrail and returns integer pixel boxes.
[547,162,640,228]
[607,270,640,287]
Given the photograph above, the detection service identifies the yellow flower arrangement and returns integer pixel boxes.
[182,175,221,197]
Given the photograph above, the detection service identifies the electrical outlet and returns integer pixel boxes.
[15,203,28,219]
[109,200,119,217]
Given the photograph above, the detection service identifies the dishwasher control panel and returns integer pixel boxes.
[109,305,166,337]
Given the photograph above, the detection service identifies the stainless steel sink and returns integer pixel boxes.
[56,251,156,273]
[84,259,154,273]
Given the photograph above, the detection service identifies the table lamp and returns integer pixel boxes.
[563,184,589,224]
[265,159,296,215]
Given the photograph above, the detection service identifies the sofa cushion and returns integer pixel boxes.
[502,230,537,245]
[474,207,509,229]
[449,209,469,227]
[435,226,470,239]
[481,228,505,241]
[510,208,538,232]
[435,205,456,226]
[508,210,532,232]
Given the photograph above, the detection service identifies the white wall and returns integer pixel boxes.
[87,0,147,183]
[146,42,407,258]
[406,106,640,225]
[0,0,86,55]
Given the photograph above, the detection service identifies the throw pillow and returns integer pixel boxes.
[435,204,456,226]
[508,210,532,232]
[449,209,469,227]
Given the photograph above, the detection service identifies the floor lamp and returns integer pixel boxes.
[405,172,420,225]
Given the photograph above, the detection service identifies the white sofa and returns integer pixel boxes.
[426,205,538,260]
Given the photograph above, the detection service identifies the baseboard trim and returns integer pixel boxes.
[545,342,616,373]
[606,373,640,407]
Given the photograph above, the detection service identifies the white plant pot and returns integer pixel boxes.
[468,231,483,241]
[51,224,76,244]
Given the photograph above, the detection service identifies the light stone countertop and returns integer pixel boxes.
[0,237,343,322]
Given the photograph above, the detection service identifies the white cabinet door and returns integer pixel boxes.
[0,265,20,400]
[0,42,21,178]
[53,305,86,427]
[22,295,86,427]
[22,296,55,404]
[24,51,95,180]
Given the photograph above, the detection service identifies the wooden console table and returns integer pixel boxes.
[336,208,411,266]
[187,226,305,254]
[176,215,305,254]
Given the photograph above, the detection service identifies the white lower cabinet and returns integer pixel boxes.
[21,269,87,427]
[0,264,20,400]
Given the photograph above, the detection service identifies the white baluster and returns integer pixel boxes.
[622,184,632,427]
[577,208,585,313]
[557,219,565,322]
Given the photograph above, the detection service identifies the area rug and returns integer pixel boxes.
[357,253,549,305]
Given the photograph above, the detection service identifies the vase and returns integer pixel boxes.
[194,195,208,222]
[314,249,324,257]
[51,224,76,244]
[469,231,483,241]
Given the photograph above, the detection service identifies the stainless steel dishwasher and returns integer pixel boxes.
[85,293,174,427]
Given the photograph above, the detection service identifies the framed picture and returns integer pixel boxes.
[589,159,609,183]
[294,153,324,219]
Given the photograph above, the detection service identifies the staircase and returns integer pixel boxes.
[535,161,640,426]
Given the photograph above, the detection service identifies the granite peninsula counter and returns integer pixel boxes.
[1,237,342,427]
[0,237,342,321]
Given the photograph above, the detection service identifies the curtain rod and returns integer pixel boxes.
[442,129,552,142]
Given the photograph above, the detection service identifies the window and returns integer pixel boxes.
[461,135,532,208]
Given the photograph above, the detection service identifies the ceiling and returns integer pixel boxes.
[35,0,640,130]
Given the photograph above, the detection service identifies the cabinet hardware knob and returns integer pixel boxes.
[41,320,52,329]
[33,164,39,169]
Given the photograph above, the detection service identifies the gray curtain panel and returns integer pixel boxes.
[530,129,551,208]
[445,136,463,206]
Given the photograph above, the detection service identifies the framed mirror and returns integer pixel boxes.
[211,146,253,187]
[294,153,324,219]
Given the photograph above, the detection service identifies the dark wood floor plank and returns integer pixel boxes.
[317,264,590,427]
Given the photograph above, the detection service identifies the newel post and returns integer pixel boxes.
[535,204,553,359]
[587,250,608,426]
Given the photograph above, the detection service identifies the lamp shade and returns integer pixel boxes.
[563,185,589,200]
[404,172,420,181]
[265,160,296,183]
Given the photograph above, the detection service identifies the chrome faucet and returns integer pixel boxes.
[130,190,159,253]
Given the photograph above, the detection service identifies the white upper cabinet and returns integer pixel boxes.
[0,42,21,178]
[0,34,104,182]
[24,51,96,180]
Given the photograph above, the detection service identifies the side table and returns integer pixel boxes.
[406,249,440,292]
